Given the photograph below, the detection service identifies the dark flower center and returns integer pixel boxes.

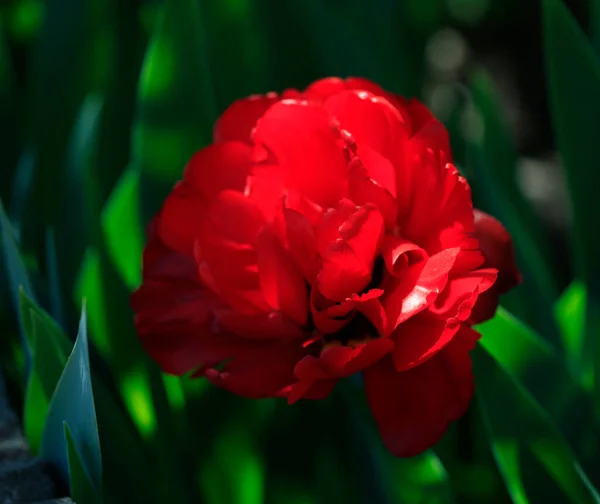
[323,312,378,346]
[320,256,385,346]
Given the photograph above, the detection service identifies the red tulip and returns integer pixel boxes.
[131,77,521,457]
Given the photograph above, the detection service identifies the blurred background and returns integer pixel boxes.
[1,0,598,503]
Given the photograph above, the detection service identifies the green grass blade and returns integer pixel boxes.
[466,69,559,343]
[65,423,102,504]
[543,0,600,419]
[474,345,600,504]
[41,304,103,494]
[477,308,598,474]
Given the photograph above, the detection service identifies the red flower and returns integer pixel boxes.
[131,77,521,457]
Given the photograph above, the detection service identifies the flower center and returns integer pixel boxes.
[319,256,386,346]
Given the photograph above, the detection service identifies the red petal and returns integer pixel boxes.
[355,146,398,198]
[205,343,305,398]
[252,100,348,207]
[283,207,320,283]
[381,236,428,276]
[256,227,309,326]
[347,159,398,228]
[382,248,460,332]
[324,90,408,171]
[286,378,337,404]
[315,199,357,257]
[214,310,304,340]
[207,190,265,244]
[473,210,522,294]
[294,337,393,384]
[141,221,199,281]
[406,99,451,156]
[344,77,389,96]
[132,244,261,375]
[318,205,385,301]
[302,77,347,100]
[391,313,460,372]
[363,325,479,457]
[471,210,522,323]
[311,289,385,335]
[183,142,253,200]
[430,269,497,318]
[214,93,280,144]
[157,182,207,255]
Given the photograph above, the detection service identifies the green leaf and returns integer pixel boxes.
[474,345,600,504]
[200,423,265,504]
[74,241,196,502]
[65,423,102,504]
[1,198,35,362]
[477,308,598,472]
[55,95,105,312]
[466,69,559,342]
[41,304,102,495]
[102,166,144,290]
[26,0,112,228]
[133,0,217,222]
[19,289,156,503]
[20,282,72,454]
[554,281,589,385]
[543,0,600,415]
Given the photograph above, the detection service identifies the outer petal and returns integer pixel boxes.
[324,90,408,169]
[405,98,451,156]
[183,141,253,200]
[471,210,522,323]
[131,230,259,375]
[205,343,306,398]
[289,337,394,403]
[252,100,348,207]
[363,325,479,457]
[157,182,207,256]
[214,310,305,340]
[214,93,280,144]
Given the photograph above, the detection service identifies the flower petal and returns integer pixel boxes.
[283,207,320,284]
[214,93,280,144]
[157,182,207,255]
[363,325,479,457]
[381,236,428,276]
[324,90,408,171]
[318,204,385,302]
[252,99,348,207]
[214,310,305,340]
[205,343,305,398]
[347,159,398,228]
[311,289,385,335]
[297,339,393,380]
[256,226,309,326]
[183,141,253,200]
[473,210,522,294]
[382,248,461,332]
[391,313,460,372]
[471,210,522,323]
